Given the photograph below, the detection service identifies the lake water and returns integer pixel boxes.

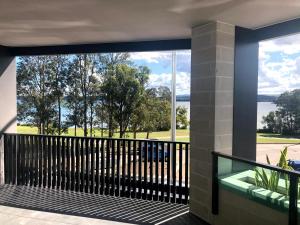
[59,101,276,129]
[177,101,277,129]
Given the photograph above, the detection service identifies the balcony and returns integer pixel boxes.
[0,133,208,225]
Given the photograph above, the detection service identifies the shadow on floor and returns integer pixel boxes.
[0,184,194,225]
[160,212,210,225]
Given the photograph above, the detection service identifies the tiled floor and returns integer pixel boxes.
[0,205,208,225]
[0,185,206,225]
[0,205,130,225]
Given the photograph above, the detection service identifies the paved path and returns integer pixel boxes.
[257,144,300,165]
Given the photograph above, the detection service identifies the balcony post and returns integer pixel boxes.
[289,174,298,225]
[190,21,235,223]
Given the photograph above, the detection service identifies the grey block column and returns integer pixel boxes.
[0,46,16,184]
[189,21,235,223]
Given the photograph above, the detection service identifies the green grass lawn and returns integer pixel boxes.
[17,126,300,144]
[257,133,300,144]
[17,125,190,142]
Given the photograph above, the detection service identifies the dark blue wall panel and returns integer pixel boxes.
[233,27,259,160]
[9,39,191,56]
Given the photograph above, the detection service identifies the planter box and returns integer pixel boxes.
[219,170,300,212]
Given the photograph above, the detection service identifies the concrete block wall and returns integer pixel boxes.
[189,21,235,223]
[214,189,288,225]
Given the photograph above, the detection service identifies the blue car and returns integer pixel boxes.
[141,142,169,161]
[288,160,300,171]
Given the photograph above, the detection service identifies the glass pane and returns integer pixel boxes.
[218,156,293,214]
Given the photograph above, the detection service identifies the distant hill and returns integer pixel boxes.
[257,95,278,102]
[176,95,190,101]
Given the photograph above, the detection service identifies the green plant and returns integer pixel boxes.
[254,147,293,195]
[254,160,279,192]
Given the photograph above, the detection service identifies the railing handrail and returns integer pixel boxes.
[212,151,300,176]
[3,133,190,145]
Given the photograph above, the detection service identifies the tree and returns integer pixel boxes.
[156,86,171,131]
[17,53,172,140]
[17,56,57,134]
[275,90,300,134]
[64,60,83,136]
[98,53,130,137]
[128,66,150,139]
[52,55,69,135]
[130,86,172,139]
[95,100,107,137]
[176,106,189,129]
[102,64,144,138]
[157,86,171,102]
[142,88,160,139]
[262,89,300,135]
[67,54,99,137]
[262,111,282,133]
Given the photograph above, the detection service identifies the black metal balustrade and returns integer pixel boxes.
[3,133,189,204]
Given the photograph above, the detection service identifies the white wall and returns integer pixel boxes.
[0,57,16,133]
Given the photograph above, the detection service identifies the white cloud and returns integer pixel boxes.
[130,51,191,94]
[148,72,190,95]
[260,33,300,55]
[258,33,300,95]
[148,73,171,88]
[130,52,171,63]
[259,53,300,94]
[130,50,191,72]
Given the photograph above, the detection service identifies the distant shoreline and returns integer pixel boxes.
[176,94,278,102]
[17,94,278,103]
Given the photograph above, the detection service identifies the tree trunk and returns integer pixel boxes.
[83,95,88,137]
[119,122,123,138]
[108,112,113,137]
[41,123,45,135]
[83,55,88,137]
[58,97,61,135]
[90,104,93,137]
[56,58,61,135]
[74,124,77,136]
[38,123,41,135]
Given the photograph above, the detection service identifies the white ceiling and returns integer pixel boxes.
[1,0,300,46]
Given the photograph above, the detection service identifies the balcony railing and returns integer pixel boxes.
[212,152,300,225]
[3,133,190,204]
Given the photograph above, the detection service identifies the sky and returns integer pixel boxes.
[259,33,300,95]
[129,50,191,95]
[130,34,300,97]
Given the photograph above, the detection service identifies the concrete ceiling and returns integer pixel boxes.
[1,0,300,46]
